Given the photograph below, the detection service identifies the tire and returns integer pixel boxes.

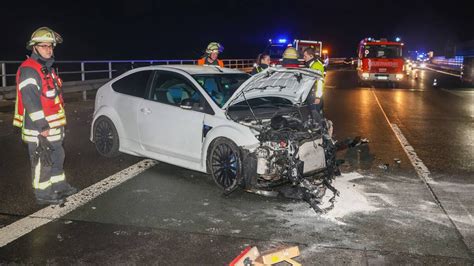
[93,116,120,158]
[208,138,242,190]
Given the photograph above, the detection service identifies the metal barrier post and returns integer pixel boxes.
[1,63,6,87]
[108,62,112,79]
[81,62,86,100]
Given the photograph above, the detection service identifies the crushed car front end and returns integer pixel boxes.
[224,67,340,212]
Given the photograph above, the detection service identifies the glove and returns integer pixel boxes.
[36,135,54,167]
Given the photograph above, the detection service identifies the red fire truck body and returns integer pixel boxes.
[357,38,405,83]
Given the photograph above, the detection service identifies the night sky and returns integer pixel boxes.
[3,0,473,60]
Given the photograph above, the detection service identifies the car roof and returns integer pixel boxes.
[135,64,246,75]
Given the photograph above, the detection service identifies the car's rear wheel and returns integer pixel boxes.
[209,138,242,190]
[93,116,120,158]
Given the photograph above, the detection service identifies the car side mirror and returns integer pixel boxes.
[180,99,193,110]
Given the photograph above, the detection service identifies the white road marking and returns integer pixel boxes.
[0,159,157,247]
[371,89,474,259]
[370,89,435,184]
[441,88,474,98]
[425,66,462,78]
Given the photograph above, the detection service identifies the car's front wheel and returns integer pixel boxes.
[208,138,242,190]
[93,116,120,158]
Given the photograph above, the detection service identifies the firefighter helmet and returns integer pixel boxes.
[27,27,63,50]
[282,47,298,59]
[206,42,224,54]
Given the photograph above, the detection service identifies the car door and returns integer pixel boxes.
[137,70,213,164]
[110,70,152,149]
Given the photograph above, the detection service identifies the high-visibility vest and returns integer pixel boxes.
[13,58,66,131]
[197,57,224,67]
[309,59,325,75]
[309,60,325,98]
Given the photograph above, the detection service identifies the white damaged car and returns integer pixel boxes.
[91,65,339,211]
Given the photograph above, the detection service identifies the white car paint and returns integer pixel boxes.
[91,65,322,173]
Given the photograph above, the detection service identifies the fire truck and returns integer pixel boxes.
[357,38,405,85]
[265,39,326,67]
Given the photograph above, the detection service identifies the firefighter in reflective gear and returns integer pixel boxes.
[303,47,325,119]
[14,27,77,205]
[197,42,224,67]
[280,47,300,68]
[251,53,271,75]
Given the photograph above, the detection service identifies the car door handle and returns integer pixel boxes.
[140,108,152,115]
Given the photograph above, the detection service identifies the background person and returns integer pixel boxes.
[197,42,224,67]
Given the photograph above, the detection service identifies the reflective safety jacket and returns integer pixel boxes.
[13,57,66,142]
[197,57,224,67]
[307,59,325,98]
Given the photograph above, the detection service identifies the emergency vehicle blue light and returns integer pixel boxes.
[278,39,287,43]
[395,37,401,42]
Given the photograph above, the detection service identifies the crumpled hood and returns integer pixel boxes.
[223,67,323,109]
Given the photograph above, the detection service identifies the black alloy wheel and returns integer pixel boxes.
[94,116,120,157]
[209,138,242,190]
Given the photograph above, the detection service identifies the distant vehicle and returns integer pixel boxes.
[357,38,405,86]
[90,65,338,211]
[457,40,474,85]
[264,38,325,67]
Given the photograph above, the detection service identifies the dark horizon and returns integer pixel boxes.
[3,0,473,60]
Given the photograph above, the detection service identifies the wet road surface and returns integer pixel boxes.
[0,67,473,264]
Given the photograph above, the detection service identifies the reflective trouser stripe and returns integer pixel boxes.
[50,173,65,183]
[32,160,52,190]
[29,110,45,121]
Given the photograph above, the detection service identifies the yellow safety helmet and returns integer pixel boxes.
[206,42,224,54]
[27,27,63,50]
[282,47,298,60]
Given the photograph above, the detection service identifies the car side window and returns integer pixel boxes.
[111,70,151,98]
[150,72,209,111]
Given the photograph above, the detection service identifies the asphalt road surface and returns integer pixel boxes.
[0,66,473,264]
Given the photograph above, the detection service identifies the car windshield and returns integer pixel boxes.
[192,74,250,108]
[363,45,402,59]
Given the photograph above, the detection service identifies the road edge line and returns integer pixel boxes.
[0,159,158,247]
[370,89,474,259]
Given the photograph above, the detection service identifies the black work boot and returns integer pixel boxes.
[35,190,65,205]
[53,181,78,198]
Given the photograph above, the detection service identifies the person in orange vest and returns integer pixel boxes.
[197,42,224,67]
[13,27,77,205]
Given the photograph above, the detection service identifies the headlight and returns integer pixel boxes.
[362,72,369,79]
[420,63,426,68]
[396,74,404,80]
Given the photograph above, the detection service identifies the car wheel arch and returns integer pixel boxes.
[201,125,258,173]
[91,106,125,143]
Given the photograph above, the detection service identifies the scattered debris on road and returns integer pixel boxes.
[230,245,301,266]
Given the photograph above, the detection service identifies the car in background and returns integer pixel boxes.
[90,65,339,211]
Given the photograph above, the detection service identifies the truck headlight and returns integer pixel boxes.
[396,74,404,80]
[362,72,369,79]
